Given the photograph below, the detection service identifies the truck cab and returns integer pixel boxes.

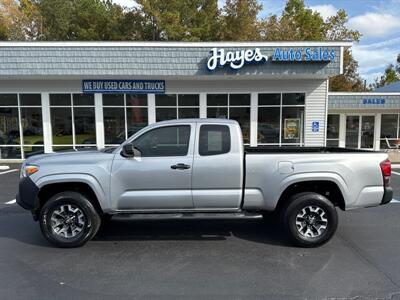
[111,119,244,211]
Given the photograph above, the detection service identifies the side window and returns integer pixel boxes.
[199,125,231,156]
[132,125,191,157]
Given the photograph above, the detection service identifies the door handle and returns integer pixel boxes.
[171,163,191,170]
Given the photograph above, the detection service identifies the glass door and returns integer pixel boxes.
[345,116,359,148]
[360,115,375,149]
[345,115,375,149]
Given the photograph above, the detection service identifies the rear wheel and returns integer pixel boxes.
[39,191,101,248]
[281,192,338,247]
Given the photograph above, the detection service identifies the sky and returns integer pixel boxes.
[113,0,400,84]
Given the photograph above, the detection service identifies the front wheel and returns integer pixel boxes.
[282,192,338,247]
[39,191,101,248]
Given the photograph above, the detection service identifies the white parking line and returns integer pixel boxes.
[391,199,400,203]
[392,171,400,176]
[5,199,16,205]
[0,166,9,170]
[0,169,17,175]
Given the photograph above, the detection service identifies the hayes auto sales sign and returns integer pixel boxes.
[206,47,335,71]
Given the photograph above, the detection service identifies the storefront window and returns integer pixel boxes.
[74,107,96,148]
[0,94,43,159]
[282,93,305,105]
[155,94,199,122]
[21,107,43,157]
[207,94,250,143]
[103,94,148,145]
[258,107,280,144]
[0,106,20,159]
[51,107,73,147]
[258,93,305,146]
[20,94,43,158]
[0,94,18,106]
[0,95,19,155]
[20,94,41,106]
[50,94,96,151]
[326,114,340,147]
[380,114,399,149]
[258,94,280,144]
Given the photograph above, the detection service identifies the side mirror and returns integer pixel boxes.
[122,144,134,158]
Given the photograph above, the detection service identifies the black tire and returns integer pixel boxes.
[281,192,338,248]
[39,191,101,248]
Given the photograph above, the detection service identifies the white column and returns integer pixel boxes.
[339,113,346,148]
[199,93,207,118]
[374,113,381,150]
[41,92,53,153]
[250,92,258,147]
[324,79,329,147]
[94,93,105,149]
[148,94,156,124]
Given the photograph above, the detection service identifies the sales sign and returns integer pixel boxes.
[82,80,165,94]
[362,98,385,105]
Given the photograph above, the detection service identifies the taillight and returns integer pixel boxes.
[380,159,391,187]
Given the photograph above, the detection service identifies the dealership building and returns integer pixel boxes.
[0,41,399,160]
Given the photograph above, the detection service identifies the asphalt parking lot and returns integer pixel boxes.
[1,164,400,299]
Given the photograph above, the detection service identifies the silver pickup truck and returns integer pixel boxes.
[17,119,392,248]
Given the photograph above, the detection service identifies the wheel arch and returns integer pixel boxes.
[35,175,108,217]
[276,178,347,212]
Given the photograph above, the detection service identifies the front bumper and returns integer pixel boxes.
[16,176,40,218]
[381,186,393,205]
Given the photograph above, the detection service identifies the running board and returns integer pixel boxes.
[113,212,263,220]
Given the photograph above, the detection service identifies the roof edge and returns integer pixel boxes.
[0,41,353,47]
[329,92,400,96]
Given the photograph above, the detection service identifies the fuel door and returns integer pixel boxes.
[278,161,294,174]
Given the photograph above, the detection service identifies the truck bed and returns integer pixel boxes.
[245,146,379,154]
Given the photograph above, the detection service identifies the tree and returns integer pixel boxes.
[370,64,399,89]
[261,0,324,41]
[324,9,360,42]
[120,7,159,41]
[136,0,220,41]
[221,0,262,41]
[324,9,364,91]
[396,53,400,74]
[19,0,42,40]
[0,15,9,40]
[37,0,74,40]
[0,0,41,40]
[37,0,126,40]
[329,50,365,92]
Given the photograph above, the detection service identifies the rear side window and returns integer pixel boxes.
[133,125,190,157]
[199,125,231,156]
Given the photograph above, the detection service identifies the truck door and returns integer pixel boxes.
[111,124,195,210]
[192,123,244,209]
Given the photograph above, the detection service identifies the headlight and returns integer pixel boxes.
[20,164,39,178]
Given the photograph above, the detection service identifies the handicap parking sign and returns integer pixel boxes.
[312,121,319,132]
